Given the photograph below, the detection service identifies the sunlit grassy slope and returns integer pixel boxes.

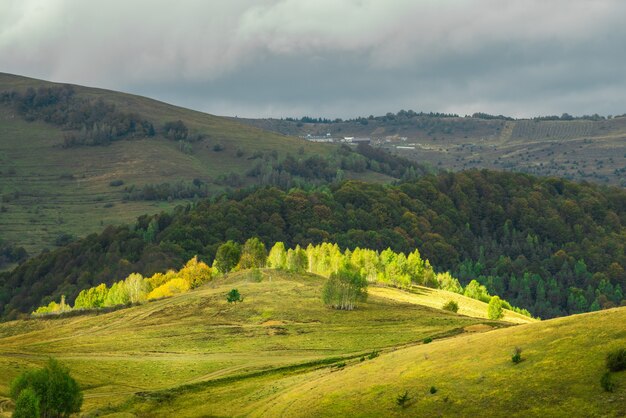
[0,269,519,416]
[260,308,626,418]
[0,73,345,258]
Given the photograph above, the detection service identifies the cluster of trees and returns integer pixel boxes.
[322,263,368,310]
[0,240,28,270]
[470,112,514,121]
[0,85,156,146]
[161,120,205,142]
[123,179,210,201]
[10,358,82,418]
[532,113,607,122]
[33,238,529,317]
[33,256,212,314]
[3,170,625,319]
[284,110,461,124]
[241,145,426,190]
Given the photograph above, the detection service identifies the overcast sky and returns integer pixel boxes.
[1,0,625,119]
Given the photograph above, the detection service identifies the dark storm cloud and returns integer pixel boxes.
[2,0,625,118]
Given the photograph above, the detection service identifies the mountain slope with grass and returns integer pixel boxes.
[0,73,411,261]
[258,307,626,418]
[0,270,621,417]
[0,269,523,417]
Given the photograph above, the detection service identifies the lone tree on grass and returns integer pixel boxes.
[10,357,83,418]
[442,300,459,313]
[322,262,367,310]
[227,288,243,303]
[488,296,504,320]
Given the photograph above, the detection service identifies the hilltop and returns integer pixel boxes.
[0,73,409,261]
[0,269,532,417]
[236,112,626,186]
[0,270,622,417]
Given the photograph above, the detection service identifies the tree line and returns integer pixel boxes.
[2,170,625,319]
[33,239,530,318]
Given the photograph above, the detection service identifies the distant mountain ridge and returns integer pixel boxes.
[235,110,626,186]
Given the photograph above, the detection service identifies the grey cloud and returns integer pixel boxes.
[1,0,625,118]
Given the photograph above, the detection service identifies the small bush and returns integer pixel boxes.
[429,386,437,394]
[213,143,224,152]
[423,337,433,344]
[226,288,243,303]
[512,347,523,364]
[368,351,380,360]
[601,371,615,392]
[442,300,459,313]
[109,179,124,187]
[396,390,410,408]
[606,348,626,372]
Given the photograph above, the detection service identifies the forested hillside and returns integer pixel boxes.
[0,73,422,260]
[1,170,624,319]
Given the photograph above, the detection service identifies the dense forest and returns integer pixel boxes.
[1,170,625,319]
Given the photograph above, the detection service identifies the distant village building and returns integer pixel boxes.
[303,133,334,143]
[343,136,371,144]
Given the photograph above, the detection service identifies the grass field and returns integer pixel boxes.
[0,269,530,416]
[259,307,626,418]
[0,73,339,258]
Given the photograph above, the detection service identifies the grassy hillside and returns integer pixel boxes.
[237,113,626,186]
[0,269,526,416]
[0,73,342,259]
[260,307,626,418]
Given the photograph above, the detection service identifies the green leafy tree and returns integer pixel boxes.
[267,242,287,269]
[12,387,39,418]
[10,358,82,418]
[322,263,368,310]
[442,299,459,313]
[238,237,267,269]
[286,245,308,273]
[177,256,212,288]
[464,280,492,303]
[214,240,241,273]
[488,295,504,319]
[227,288,243,303]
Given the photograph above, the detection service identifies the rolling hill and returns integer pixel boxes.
[236,112,626,187]
[0,73,400,262]
[0,270,622,417]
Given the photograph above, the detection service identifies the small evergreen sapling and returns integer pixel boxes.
[512,347,523,364]
[396,390,411,408]
[227,288,243,303]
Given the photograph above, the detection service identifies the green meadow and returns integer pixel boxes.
[0,269,535,416]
